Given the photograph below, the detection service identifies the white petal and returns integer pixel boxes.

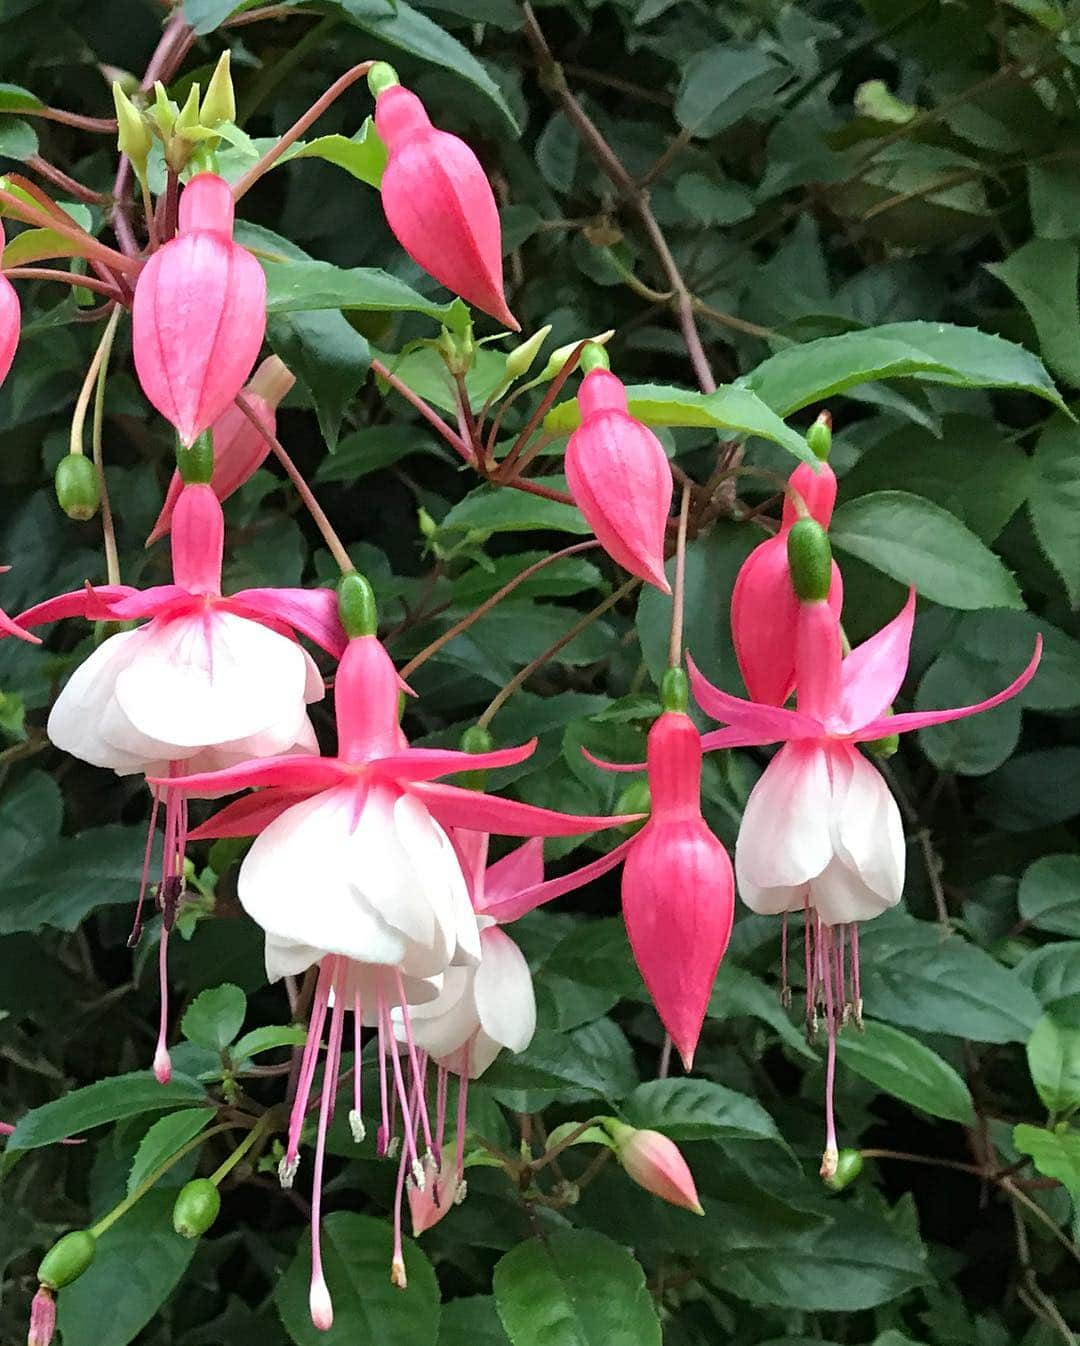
[399,966,480,1059]
[114,611,308,749]
[47,630,158,772]
[264,934,324,981]
[239,787,409,966]
[474,927,536,1053]
[181,713,319,798]
[735,742,833,892]
[467,1031,503,1078]
[819,745,905,922]
[734,877,807,917]
[810,854,896,926]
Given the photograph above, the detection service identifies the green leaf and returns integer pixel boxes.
[181,984,247,1052]
[262,257,469,332]
[742,321,1067,416]
[987,240,1080,387]
[675,43,791,137]
[439,1298,510,1346]
[7,1072,209,1150]
[0,116,38,161]
[979,747,1080,830]
[1029,160,1080,240]
[544,383,813,463]
[56,1192,198,1346]
[829,491,1023,609]
[2,227,100,267]
[835,1021,975,1124]
[493,1230,661,1346]
[621,1077,783,1143]
[267,310,370,451]
[1019,854,1080,936]
[439,482,588,539]
[182,0,264,33]
[0,82,43,112]
[1018,942,1080,1025]
[285,120,387,188]
[126,1108,218,1196]
[332,0,517,130]
[316,425,448,483]
[233,1024,308,1060]
[1029,416,1080,606]
[857,911,1041,1043]
[1013,1123,1080,1198]
[276,1211,439,1345]
[483,1018,638,1101]
[1026,1015,1080,1116]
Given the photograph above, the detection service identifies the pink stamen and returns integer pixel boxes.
[803,898,814,1035]
[394,970,436,1159]
[349,988,365,1142]
[455,1038,471,1182]
[780,913,790,1007]
[129,786,161,948]
[308,966,345,1332]
[376,997,391,1158]
[849,922,863,1025]
[153,927,172,1084]
[436,1064,449,1156]
[284,960,333,1178]
[380,984,420,1178]
[819,923,839,1180]
[390,1142,408,1289]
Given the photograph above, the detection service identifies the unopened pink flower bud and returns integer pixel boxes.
[147,356,294,543]
[374,82,518,330]
[133,173,267,446]
[565,368,673,592]
[27,1287,56,1346]
[607,1121,703,1214]
[0,223,21,388]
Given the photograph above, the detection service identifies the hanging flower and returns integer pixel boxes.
[690,520,1041,1175]
[132,173,267,445]
[0,223,21,389]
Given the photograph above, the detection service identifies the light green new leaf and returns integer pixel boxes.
[1013,1123,1080,1198]
[1026,1015,1080,1116]
[262,257,469,332]
[126,1108,218,1196]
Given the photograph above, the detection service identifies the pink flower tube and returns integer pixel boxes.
[374,82,518,329]
[565,368,673,593]
[0,223,20,388]
[133,173,267,445]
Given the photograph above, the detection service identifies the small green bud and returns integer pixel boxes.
[200,50,236,128]
[176,429,214,485]
[864,708,899,758]
[460,725,493,755]
[824,1148,864,1192]
[417,506,438,540]
[175,83,201,134]
[338,571,377,639]
[579,341,611,375]
[660,667,688,714]
[437,323,476,377]
[367,62,401,98]
[806,410,832,461]
[112,82,152,178]
[150,82,178,139]
[54,454,101,521]
[536,330,614,384]
[37,1230,96,1290]
[505,325,551,380]
[615,779,651,834]
[786,519,832,603]
[172,1178,221,1238]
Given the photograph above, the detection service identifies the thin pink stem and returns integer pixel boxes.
[352,989,364,1128]
[377,1003,391,1157]
[5,269,126,301]
[395,970,435,1158]
[820,925,839,1177]
[370,358,473,463]
[129,787,161,948]
[285,961,333,1170]
[382,987,420,1176]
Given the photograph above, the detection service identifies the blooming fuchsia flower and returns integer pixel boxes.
[371,63,518,330]
[0,223,20,388]
[485,673,734,1072]
[147,356,295,543]
[164,581,634,1324]
[565,364,673,594]
[16,482,344,1083]
[133,172,267,446]
[731,424,841,706]
[691,521,1041,1174]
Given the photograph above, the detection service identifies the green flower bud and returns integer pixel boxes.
[536,330,614,384]
[200,50,236,128]
[172,1178,221,1238]
[505,325,551,380]
[806,410,832,461]
[824,1148,863,1191]
[865,732,900,758]
[615,779,651,834]
[150,82,178,139]
[460,725,493,755]
[54,454,101,521]
[787,519,832,603]
[660,666,688,714]
[437,323,476,377]
[579,341,611,375]
[367,62,401,98]
[37,1230,96,1290]
[176,429,214,485]
[417,506,438,540]
[112,82,152,179]
[338,571,377,639]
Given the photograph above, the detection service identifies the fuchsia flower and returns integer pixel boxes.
[16,483,344,1082]
[133,173,267,446]
[730,455,841,705]
[0,223,20,388]
[164,603,633,1326]
[373,70,518,330]
[564,368,673,594]
[147,356,295,543]
[691,524,1041,1174]
[485,680,734,1072]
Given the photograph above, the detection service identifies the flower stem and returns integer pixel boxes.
[91,1122,235,1237]
[91,307,123,585]
[209,1110,275,1185]
[0,187,139,275]
[477,576,640,730]
[495,341,587,480]
[399,541,600,678]
[667,481,691,668]
[234,393,353,576]
[3,268,123,299]
[370,357,473,462]
[69,305,121,460]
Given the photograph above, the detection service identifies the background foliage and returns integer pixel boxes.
[1,1,1080,1344]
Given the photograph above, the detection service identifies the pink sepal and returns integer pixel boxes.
[105,585,191,620]
[413,780,639,838]
[170,484,224,595]
[232,587,346,657]
[836,589,915,733]
[188,787,318,839]
[16,583,137,627]
[480,836,545,915]
[688,654,821,738]
[335,636,402,762]
[582,745,646,773]
[374,740,537,784]
[483,836,633,923]
[150,753,348,796]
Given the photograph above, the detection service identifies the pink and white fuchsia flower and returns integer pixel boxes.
[16,482,345,1083]
[691,521,1041,1176]
[166,600,634,1328]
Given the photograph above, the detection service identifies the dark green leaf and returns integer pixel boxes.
[987,240,1080,387]
[267,310,370,451]
[836,1020,975,1123]
[126,1108,218,1195]
[439,483,588,538]
[439,1298,510,1346]
[1029,416,1080,606]
[675,44,791,137]
[1019,854,1080,936]
[8,1072,209,1150]
[622,1077,783,1142]
[262,257,468,331]
[181,984,247,1052]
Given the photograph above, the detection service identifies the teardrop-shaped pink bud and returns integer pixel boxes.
[565,369,673,592]
[375,86,518,330]
[171,483,224,596]
[0,223,21,387]
[133,173,267,446]
[147,356,295,544]
[730,460,842,705]
[610,1122,703,1214]
[622,711,734,1070]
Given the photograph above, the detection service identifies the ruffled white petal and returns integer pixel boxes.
[474,927,535,1053]
[47,630,159,772]
[735,741,833,893]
